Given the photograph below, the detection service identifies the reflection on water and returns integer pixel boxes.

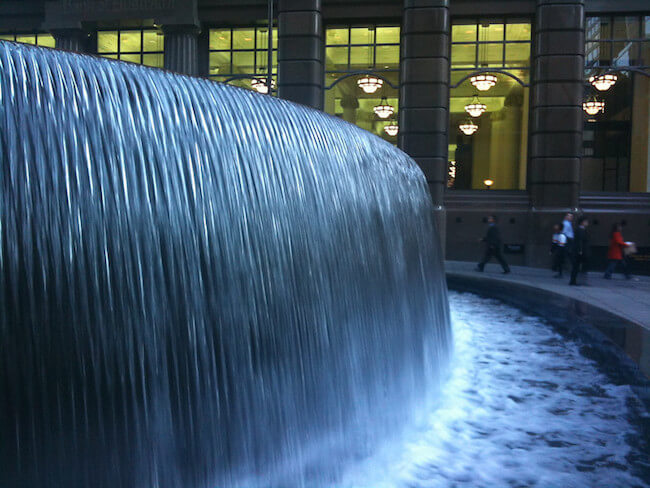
[341,292,650,488]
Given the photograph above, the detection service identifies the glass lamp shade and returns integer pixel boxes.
[582,99,605,116]
[357,75,384,94]
[589,74,617,91]
[373,98,395,119]
[384,123,399,136]
[470,73,497,91]
[464,100,487,118]
[251,77,276,94]
[459,119,478,135]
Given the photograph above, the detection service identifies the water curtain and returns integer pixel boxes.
[0,42,451,487]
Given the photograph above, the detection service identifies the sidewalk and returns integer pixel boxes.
[445,260,650,329]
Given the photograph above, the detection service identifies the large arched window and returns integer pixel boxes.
[324,25,400,144]
[448,19,531,190]
[582,15,650,193]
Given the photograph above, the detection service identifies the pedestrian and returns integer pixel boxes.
[562,213,575,255]
[603,223,633,280]
[476,215,510,274]
[551,223,567,278]
[569,216,590,286]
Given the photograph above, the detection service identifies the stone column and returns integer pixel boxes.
[400,0,450,245]
[527,0,585,266]
[163,25,200,77]
[277,0,324,110]
[51,28,88,53]
[529,0,585,209]
[340,96,359,124]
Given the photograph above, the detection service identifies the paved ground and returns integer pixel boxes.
[445,260,650,329]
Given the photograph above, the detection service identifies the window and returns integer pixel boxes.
[324,25,400,144]
[208,27,277,93]
[449,19,531,190]
[97,29,164,68]
[583,15,650,192]
[0,33,55,48]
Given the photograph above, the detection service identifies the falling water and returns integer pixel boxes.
[0,42,451,488]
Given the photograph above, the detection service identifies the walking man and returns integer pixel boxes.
[569,216,590,286]
[476,215,510,274]
[562,213,575,255]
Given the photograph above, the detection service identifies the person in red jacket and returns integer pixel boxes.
[604,223,632,280]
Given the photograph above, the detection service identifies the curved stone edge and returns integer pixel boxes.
[446,272,650,411]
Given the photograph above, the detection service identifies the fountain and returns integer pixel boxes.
[0,42,452,487]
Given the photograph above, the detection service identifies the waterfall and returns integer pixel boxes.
[0,41,451,488]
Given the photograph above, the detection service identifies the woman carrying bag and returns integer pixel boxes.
[604,223,634,280]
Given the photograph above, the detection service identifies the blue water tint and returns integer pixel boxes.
[341,292,650,488]
[0,42,451,487]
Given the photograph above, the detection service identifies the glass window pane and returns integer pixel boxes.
[505,43,530,67]
[350,27,373,45]
[232,29,254,50]
[209,51,231,75]
[15,35,36,45]
[142,53,163,68]
[0,35,14,41]
[232,51,254,73]
[612,16,640,40]
[255,28,273,50]
[506,23,531,41]
[452,24,477,43]
[98,31,118,53]
[478,43,503,66]
[587,17,611,40]
[101,54,118,60]
[120,31,141,53]
[376,27,400,44]
[120,53,141,64]
[37,34,55,48]
[645,17,650,39]
[256,51,273,74]
[641,41,650,66]
[451,44,476,67]
[349,45,373,69]
[142,30,163,52]
[326,46,348,70]
[478,22,504,42]
[210,29,231,50]
[375,45,400,68]
[326,28,348,45]
[612,41,634,66]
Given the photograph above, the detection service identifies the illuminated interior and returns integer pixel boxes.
[582,15,650,192]
[0,32,55,48]
[448,20,531,190]
[97,28,164,68]
[324,26,400,144]
[208,27,278,92]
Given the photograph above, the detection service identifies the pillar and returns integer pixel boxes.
[529,0,585,209]
[277,0,324,110]
[527,0,585,266]
[400,0,450,245]
[51,28,88,53]
[163,25,200,77]
[340,96,359,124]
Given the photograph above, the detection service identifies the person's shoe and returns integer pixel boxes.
[625,275,632,280]
[503,270,511,274]
[603,275,611,280]
[475,266,484,272]
[569,281,578,286]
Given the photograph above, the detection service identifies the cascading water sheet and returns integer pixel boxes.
[0,41,451,488]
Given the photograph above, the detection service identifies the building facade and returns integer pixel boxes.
[1,0,649,272]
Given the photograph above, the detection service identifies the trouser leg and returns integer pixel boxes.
[494,247,510,272]
[570,256,580,284]
[604,260,616,278]
[478,247,493,271]
[621,258,631,278]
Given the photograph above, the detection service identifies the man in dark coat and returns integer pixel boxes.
[569,216,590,286]
[476,215,510,273]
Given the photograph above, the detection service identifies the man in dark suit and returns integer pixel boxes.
[569,216,590,286]
[476,215,510,274]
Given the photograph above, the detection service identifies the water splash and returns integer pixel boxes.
[0,42,451,488]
